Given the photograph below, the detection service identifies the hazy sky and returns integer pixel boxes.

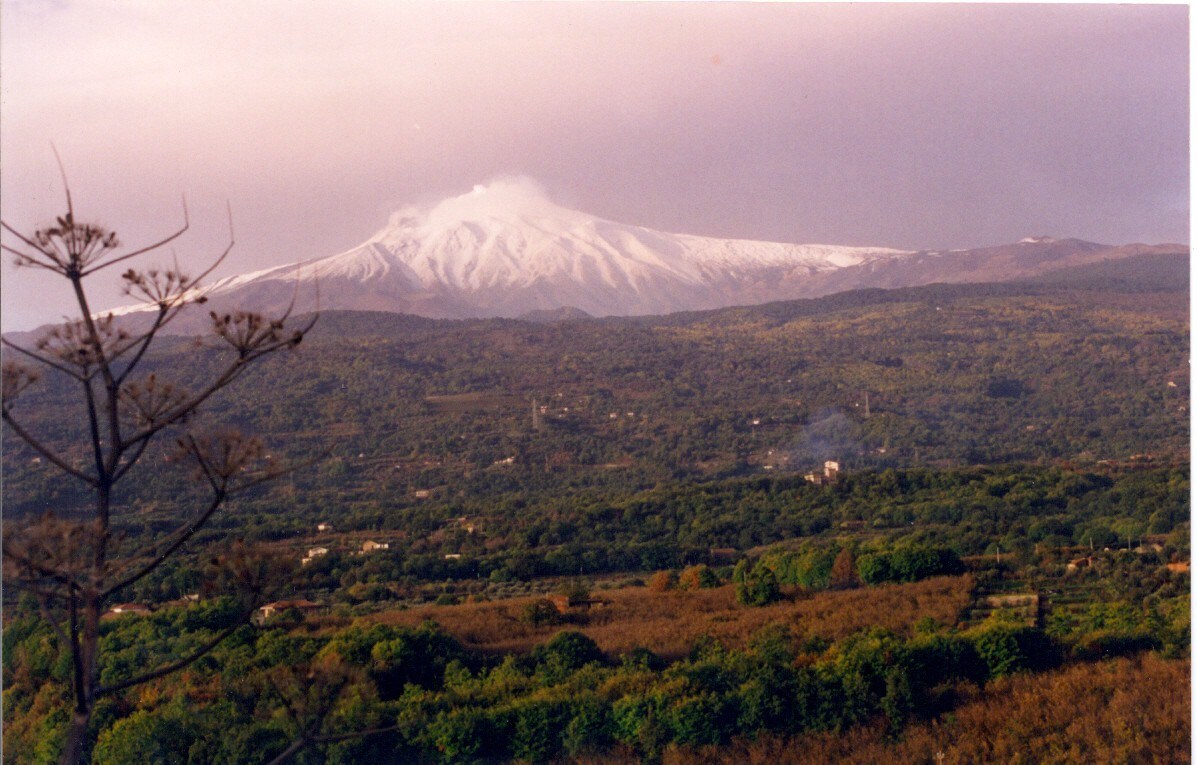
[0,1,1188,331]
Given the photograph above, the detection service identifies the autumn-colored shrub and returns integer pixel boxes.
[648,571,677,592]
[829,548,859,590]
[678,565,719,591]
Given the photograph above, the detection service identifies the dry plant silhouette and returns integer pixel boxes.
[261,656,401,765]
[1,160,316,764]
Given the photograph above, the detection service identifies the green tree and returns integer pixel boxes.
[561,695,614,756]
[521,598,564,627]
[91,705,195,765]
[736,563,781,606]
[970,624,1059,679]
[534,631,603,675]
[508,698,571,762]
[425,707,497,762]
[856,552,892,585]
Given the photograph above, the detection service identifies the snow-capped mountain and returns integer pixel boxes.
[183,178,913,321]
[109,177,1188,326]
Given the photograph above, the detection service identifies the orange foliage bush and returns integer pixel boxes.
[677,564,719,591]
[648,570,677,592]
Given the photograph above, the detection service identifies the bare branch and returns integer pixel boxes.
[80,377,107,481]
[109,309,173,384]
[1,409,97,485]
[110,435,151,484]
[268,666,349,741]
[117,374,193,432]
[200,541,297,608]
[20,316,131,383]
[95,605,253,697]
[10,216,121,275]
[51,143,74,221]
[263,659,393,765]
[32,592,74,665]
[264,738,310,765]
[99,544,294,696]
[210,310,307,359]
[79,197,190,277]
[263,724,407,765]
[2,360,42,402]
[265,673,306,729]
[3,165,317,764]
[120,218,235,318]
[118,361,245,448]
[4,548,81,589]
[119,323,311,448]
[67,592,86,711]
[2,337,87,382]
[226,450,325,497]
[4,547,83,593]
[1,220,58,256]
[66,281,120,421]
[102,491,225,599]
[3,514,94,592]
[1,240,64,272]
[186,236,235,291]
[311,725,403,746]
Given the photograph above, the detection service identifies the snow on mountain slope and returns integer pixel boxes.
[183,177,913,320]
[101,177,1185,328]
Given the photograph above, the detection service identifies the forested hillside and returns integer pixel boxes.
[2,272,1189,763]
[5,276,1188,531]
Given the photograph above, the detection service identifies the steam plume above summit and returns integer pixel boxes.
[100,180,1186,329]
[385,177,593,234]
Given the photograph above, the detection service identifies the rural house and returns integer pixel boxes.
[254,600,324,625]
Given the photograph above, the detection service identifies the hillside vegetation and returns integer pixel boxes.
[2,274,1189,763]
[5,279,1188,520]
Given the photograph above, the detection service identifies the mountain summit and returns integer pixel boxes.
[111,178,1187,326]
[190,177,912,320]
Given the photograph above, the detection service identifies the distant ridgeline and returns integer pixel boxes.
[47,176,1187,331]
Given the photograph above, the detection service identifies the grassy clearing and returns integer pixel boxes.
[353,575,973,659]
